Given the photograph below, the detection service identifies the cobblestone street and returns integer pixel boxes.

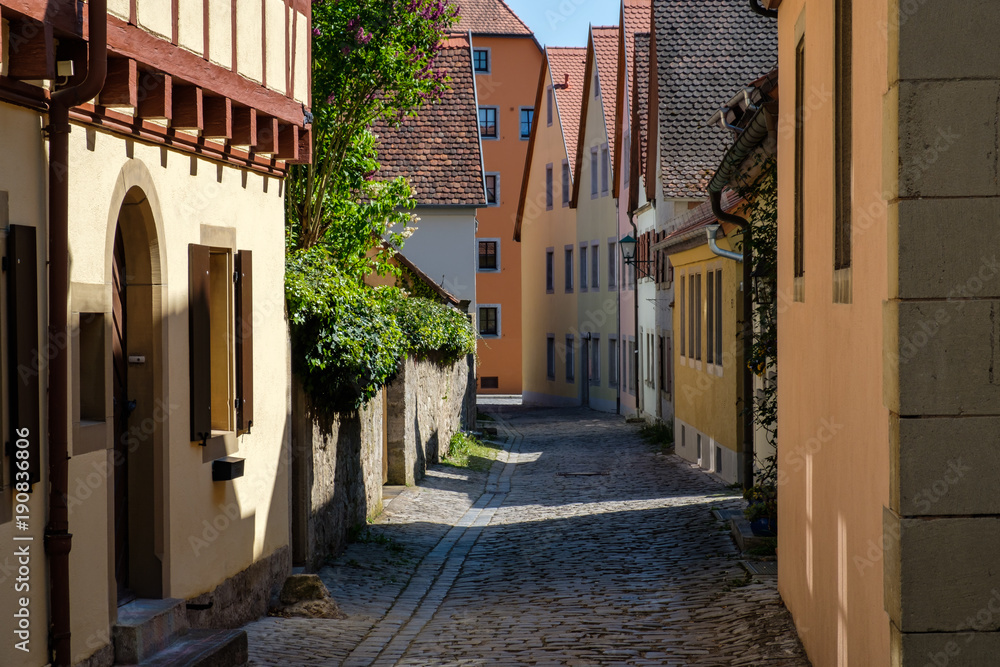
[246,403,809,666]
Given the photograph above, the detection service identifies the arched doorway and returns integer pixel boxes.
[111,185,164,604]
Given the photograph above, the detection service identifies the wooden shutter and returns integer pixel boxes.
[6,225,41,486]
[235,250,253,432]
[189,244,211,441]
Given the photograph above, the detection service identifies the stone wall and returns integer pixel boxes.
[290,353,474,569]
[386,353,476,486]
[290,380,385,570]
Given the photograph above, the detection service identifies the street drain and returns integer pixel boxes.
[556,472,607,477]
[740,560,778,576]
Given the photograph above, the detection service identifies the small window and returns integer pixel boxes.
[478,240,498,271]
[580,245,588,292]
[481,376,499,389]
[565,336,575,382]
[561,160,570,205]
[473,48,490,73]
[478,306,499,337]
[565,247,573,292]
[715,269,723,363]
[590,147,598,197]
[694,272,702,361]
[545,164,553,210]
[478,107,498,138]
[594,70,600,98]
[545,250,554,292]
[590,243,599,290]
[679,274,686,358]
[601,145,609,195]
[590,336,601,385]
[546,335,555,380]
[546,87,553,126]
[520,107,534,140]
[706,271,715,364]
[609,337,618,387]
[485,173,499,206]
[608,241,617,289]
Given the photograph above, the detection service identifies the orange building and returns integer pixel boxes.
[456,0,543,394]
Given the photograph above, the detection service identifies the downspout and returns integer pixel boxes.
[709,190,754,491]
[749,0,778,19]
[46,2,108,664]
[629,211,641,418]
[615,202,621,415]
[706,223,743,263]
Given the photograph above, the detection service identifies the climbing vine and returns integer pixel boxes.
[736,156,778,498]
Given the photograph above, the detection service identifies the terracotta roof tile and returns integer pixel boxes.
[374,35,486,207]
[623,0,651,78]
[547,46,587,170]
[452,0,533,36]
[592,26,619,165]
[654,0,776,199]
[633,32,651,175]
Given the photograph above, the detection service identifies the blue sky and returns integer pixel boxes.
[504,0,620,48]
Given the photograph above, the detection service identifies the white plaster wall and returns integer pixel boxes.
[108,0,129,21]
[178,0,204,55]
[208,0,234,70]
[396,208,478,306]
[265,0,285,93]
[294,10,309,105]
[137,0,173,42]
[236,0,264,84]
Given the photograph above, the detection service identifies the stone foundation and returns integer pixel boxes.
[186,545,291,629]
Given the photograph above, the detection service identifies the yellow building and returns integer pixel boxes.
[515,47,586,406]
[0,1,309,664]
[568,25,622,413]
[660,204,745,483]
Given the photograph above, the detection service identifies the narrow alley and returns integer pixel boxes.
[246,402,808,666]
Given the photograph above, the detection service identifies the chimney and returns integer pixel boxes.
[563,73,569,87]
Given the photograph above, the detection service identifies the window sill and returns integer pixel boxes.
[477,268,500,273]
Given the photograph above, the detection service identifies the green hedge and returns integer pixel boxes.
[286,250,475,413]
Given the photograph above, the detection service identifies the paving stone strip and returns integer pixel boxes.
[246,406,809,666]
[343,414,524,666]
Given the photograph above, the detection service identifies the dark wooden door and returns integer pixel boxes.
[112,227,132,605]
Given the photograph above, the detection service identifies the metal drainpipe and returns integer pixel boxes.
[629,211,641,418]
[706,224,744,263]
[709,190,754,490]
[46,2,108,664]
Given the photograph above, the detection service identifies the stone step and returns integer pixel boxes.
[114,598,190,664]
[137,629,248,667]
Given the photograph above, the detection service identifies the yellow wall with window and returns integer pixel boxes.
[670,233,742,473]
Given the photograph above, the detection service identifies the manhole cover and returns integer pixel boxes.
[741,560,778,576]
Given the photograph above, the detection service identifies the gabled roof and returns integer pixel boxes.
[592,27,619,166]
[513,46,586,241]
[452,0,534,36]
[374,35,486,207]
[547,47,587,171]
[571,26,620,207]
[653,0,776,199]
[623,0,652,80]
[627,31,651,213]
[613,0,651,199]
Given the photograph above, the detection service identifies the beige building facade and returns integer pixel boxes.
[0,0,309,664]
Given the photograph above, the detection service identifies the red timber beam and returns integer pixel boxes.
[98,57,137,107]
[172,85,204,131]
[203,95,233,141]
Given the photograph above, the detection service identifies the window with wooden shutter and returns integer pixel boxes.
[7,224,41,486]
[235,250,253,433]
[189,244,212,441]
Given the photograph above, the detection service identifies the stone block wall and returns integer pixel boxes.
[290,380,384,570]
[386,353,476,486]
[290,353,474,569]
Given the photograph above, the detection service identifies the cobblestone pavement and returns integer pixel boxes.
[246,404,809,666]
